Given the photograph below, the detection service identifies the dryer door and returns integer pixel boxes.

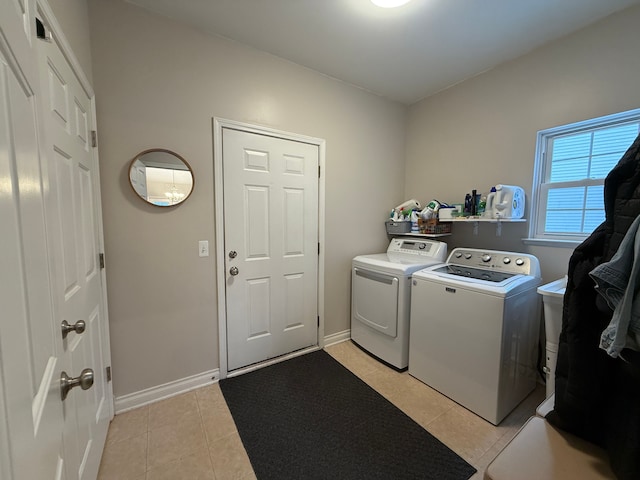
[352,267,399,337]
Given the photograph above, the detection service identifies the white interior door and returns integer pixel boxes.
[0,1,65,478]
[37,17,113,480]
[223,127,319,371]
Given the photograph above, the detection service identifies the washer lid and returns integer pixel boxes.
[413,263,540,297]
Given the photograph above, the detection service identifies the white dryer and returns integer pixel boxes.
[351,238,447,370]
[409,248,542,425]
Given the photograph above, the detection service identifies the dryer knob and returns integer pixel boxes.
[515,258,525,266]
[464,253,472,259]
[455,252,463,258]
[481,254,491,262]
[503,257,511,264]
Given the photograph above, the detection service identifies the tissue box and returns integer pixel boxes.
[385,220,411,234]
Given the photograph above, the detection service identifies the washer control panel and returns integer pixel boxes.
[449,248,539,277]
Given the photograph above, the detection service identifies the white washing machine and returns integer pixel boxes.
[351,238,447,370]
[409,248,542,425]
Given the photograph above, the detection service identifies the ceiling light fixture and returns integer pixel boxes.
[164,170,186,204]
[165,185,185,204]
[371,0,412,8]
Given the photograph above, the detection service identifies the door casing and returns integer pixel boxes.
[213,118,326,379]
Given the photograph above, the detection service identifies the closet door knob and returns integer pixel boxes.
[229,266,239,276]
[60,368,94,400]
[61,319,86,339]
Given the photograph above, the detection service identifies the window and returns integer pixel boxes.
[530,109,640,245]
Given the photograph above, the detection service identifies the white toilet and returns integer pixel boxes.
[538,277,567,398]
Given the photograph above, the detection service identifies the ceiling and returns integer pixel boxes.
[125,0,640,105]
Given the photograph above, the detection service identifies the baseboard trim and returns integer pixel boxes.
[324,329,351,347]
[114,331,350,413]
[114,369,219,414]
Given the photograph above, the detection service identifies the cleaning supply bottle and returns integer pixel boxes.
[485,186,497,218]
[478,195,487,215]
[464,193,472,215]
[410,210,420,233]
[471,189,477,215]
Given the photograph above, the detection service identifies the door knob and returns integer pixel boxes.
[229,266,239,276]
[228,250,237,259]
[61,319,86,339]
[60,368,94,400]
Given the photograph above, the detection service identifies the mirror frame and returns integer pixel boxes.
[128,148,195,207]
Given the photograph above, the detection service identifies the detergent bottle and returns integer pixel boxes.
[485,186,497,218]
[492,185,525,219]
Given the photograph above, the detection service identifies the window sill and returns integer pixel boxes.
[522,238,582,248]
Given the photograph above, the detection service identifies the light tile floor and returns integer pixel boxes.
[98,341,544,480]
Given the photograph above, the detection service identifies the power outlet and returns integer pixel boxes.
[198,240,209,257]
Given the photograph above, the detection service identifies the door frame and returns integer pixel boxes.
[213,118,325,379]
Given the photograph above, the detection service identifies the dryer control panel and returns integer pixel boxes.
[388,238,447,259]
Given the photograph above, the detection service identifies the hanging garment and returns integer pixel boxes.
[591,214,640,357]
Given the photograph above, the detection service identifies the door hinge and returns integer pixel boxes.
[318,165,321,178]
[317,316,320,328]
[318,242,320,255]
[91,130,98,148]
[106,366,112,382]
[99,253,105,269]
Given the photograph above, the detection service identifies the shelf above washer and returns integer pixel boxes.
[439,217,526,223]
[391,232,452,238]
[439,217,526,236]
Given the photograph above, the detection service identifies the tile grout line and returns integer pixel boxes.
[197,387,231,479]
[145,405,150,474]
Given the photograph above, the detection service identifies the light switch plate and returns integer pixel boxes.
[199,240,209,257]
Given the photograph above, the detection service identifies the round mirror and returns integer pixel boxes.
[129,149,194,207]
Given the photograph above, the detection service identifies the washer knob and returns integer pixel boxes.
[419,243,426,249]
[464,253,472,259]
[481,254,491,262]
[503,257,511,264]
[515,258,525,266]
[455,252,463,258]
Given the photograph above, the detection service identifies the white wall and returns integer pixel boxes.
[47,0,93,84]
[88,0,406,397]
[76,0,640,399]
[405,5,640,283]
